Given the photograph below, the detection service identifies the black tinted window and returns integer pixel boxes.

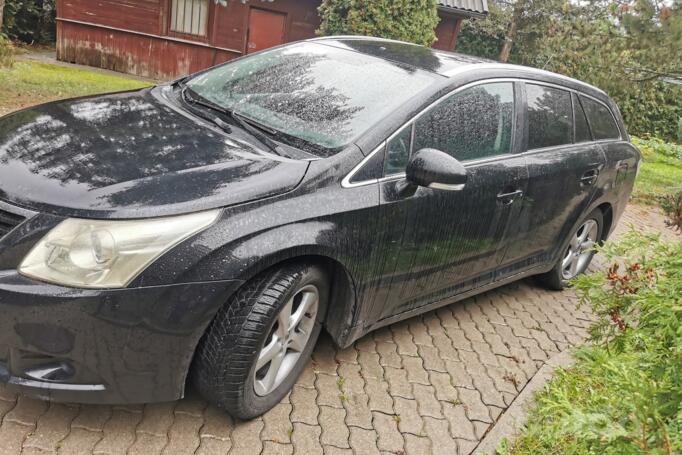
[526,84,572,149]
[580,96,620,140]
[385,126,412,176]
[413,82,514,162]
[573,93,591,143]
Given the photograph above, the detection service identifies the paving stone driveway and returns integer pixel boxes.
[0,204,675,455]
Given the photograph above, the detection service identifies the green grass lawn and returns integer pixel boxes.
[631,136,682,204]
[0,60,151,116]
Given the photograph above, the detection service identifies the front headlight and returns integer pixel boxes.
[19,210,221,288]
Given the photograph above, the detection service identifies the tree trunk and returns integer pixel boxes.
[0,0,6,33]
[499,16,517,63]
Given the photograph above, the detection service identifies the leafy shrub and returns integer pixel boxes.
[634,136,682,160]
[677,117,682,144]
[660,190,682,233]
[317,0,440,47]
[0,35,15,68]
[2,0,56,44]
[507,231,682,454]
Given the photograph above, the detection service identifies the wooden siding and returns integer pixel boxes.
[56,0,320,80]
[59,0,164,35]
[434,14,463,51]
[56,0,465,79]
[56,20,238,80]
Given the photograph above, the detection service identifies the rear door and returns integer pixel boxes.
[500,84,607,274]
[372,81,529,320]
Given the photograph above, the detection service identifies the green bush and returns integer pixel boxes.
[507,231,682,454]
[2,0,56,44]
[0,35,15,68]
[317,0,440,47]
[660,190,682,232]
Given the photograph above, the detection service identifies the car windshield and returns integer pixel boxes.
[185,42,439,155]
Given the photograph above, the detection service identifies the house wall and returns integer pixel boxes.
[56,0,466,80]
[56,0,321,80]
[433,13,463,51]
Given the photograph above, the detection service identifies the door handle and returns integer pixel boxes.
[580,169,600,186]
[496,189,523,205]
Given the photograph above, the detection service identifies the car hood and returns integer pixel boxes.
[0,87,309,219]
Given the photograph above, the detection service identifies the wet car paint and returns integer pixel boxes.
[0,37,640,404]
[0,87,309,218]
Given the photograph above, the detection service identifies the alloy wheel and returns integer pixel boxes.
[561,219,599,280]
[253,284,319,396]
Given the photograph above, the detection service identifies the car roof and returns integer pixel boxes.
[310,36,607,98]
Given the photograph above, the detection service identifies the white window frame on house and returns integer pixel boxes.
[170,0,210,37]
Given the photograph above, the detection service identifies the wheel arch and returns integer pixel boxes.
[595,202,614,243]
[182,249,358,398]
[232,251,358,347]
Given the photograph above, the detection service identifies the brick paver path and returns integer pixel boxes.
[0,204,676,455]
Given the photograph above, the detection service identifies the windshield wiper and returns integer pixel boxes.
[180,86,282,155]
[230,111,283,151]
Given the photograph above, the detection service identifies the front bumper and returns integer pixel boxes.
[0,271,241,404]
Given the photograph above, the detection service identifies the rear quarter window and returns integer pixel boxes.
[579,95,621,140]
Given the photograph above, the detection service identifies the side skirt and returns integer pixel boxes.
[337,265,547,349]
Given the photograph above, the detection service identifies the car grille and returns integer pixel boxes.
[0,209,26,239]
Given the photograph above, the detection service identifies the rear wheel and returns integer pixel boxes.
[192,263,327,419]
[538,209,603,290]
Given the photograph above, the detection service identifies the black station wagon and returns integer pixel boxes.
[0,37,639,418]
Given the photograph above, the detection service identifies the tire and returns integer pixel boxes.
[192,263,328,419]
[537,208,604,291]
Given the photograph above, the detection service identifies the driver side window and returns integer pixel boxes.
[413,82,515,162]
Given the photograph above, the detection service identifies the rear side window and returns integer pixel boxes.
[526,84,572,149]
[573,93,592,143]
[413,82,515,162]
[580,96,620,140]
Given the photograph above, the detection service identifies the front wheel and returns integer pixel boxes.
[538,209,603,290]
[192,263,328,419]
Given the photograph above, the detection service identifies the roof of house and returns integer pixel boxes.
[438,0,489,17]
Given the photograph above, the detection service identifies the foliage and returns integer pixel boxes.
[456,3,509,60]
[2,0,55,44]
[458,0,682,144]
[317,0,440,46]
[660,190,682,232]
[507,231,682,454]
[519,0,682,143]
[631,136,682,204]
[0,33,13,68]
[0,61,150,117]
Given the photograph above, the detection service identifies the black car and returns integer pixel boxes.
[0,36,639,419]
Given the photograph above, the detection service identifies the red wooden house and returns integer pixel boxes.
[56,0,488,80]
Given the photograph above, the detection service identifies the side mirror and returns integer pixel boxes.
[405,148,467,190]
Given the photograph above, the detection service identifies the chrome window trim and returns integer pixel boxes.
[444,63,607,97]
[341,77,622,189]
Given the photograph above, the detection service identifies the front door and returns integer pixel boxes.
[373,81,528,321]
[246,9,287,54]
